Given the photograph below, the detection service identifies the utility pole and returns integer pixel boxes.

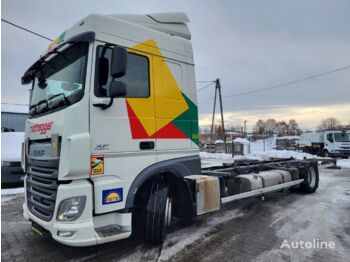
[210,78,227,153]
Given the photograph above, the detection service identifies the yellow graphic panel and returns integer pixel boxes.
[127,39,188,135]
[154,56,189,122]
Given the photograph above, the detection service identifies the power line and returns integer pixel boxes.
[197,82,216,92]
[223,65,350,98]
[1,18,53,41]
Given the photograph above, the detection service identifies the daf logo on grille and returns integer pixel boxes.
[33,150,45,157]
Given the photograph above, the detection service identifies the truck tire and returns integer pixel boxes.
[300,163,319,193]
[322,150,330,157]
[144,178,172,244]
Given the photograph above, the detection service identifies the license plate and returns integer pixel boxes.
[31,222,48,237]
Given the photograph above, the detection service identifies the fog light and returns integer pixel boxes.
[57,196,86,222]
[57,230,75,237]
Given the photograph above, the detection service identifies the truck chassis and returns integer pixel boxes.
[140,158,328,244]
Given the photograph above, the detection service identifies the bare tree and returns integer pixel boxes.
[253,119,265,136]
[276,121,288,136]
[253,118,301,137]
[288,119,301,135]
[265,119,277,136]
[318,117,341,130]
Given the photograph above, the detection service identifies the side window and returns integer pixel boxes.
[95,46,150,98]
[327,133,334,143]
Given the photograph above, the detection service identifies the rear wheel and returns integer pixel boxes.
[300,163,319,193]
[144,178,172,244]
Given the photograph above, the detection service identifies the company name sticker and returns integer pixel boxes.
[102,188,123,205]
[90,154,104,176]
[30,121,54,135]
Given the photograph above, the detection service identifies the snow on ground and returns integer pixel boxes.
[250,136,276,152]
[337,159,350,169]
[200,136,322,167]
[1,187,24,196]
[249,149,318,161]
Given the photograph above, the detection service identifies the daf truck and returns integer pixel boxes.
[299,130,350,158]
[21,13,320,246]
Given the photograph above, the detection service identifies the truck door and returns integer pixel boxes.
[90,41,156,177]
[326,133,334,143]
[153,57,192,152]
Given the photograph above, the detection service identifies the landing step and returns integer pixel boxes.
[95,224,131,238]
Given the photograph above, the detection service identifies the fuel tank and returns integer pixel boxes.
[227,169,297,195]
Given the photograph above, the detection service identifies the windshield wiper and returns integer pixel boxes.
[30,99,49,116]
[29,93,69,116]
[48,93,70,110]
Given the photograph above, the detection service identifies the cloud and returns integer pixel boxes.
[2,0,350,127]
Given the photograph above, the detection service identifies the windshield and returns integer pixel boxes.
[30,42,88,116]
[334,132,350,142]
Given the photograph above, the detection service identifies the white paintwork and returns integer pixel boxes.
[91,176,127,214]
[1,132,24,162]
[110,13,191,40]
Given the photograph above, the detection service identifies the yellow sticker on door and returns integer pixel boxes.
[91,154,104,176]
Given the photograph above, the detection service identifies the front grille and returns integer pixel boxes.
[26,158,59,222]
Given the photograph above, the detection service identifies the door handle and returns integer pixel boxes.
[140,141,155,150]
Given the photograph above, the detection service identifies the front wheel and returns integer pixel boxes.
[300,163,319,193]
[144,178,172,244]
[322,150,330,157]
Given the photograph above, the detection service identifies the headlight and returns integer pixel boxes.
[57,196,86,222]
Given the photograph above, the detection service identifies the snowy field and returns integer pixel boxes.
[201,137,350,168]
[337,159,350,169]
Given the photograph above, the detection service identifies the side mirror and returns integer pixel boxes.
[111,46,127,78]
[109,81,127,98]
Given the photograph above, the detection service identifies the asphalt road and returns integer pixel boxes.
[1,167,350,262]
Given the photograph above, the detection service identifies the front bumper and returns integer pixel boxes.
[330,150,350,158]
[23,179,131,246]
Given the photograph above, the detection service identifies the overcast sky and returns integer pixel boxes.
[2,0,350,130]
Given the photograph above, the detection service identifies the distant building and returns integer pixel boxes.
[1,104,28,132]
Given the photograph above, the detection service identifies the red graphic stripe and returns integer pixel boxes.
[150,122,187,139]
[126,101,149,139]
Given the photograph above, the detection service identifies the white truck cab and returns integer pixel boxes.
[22,13,200,246]
[299,130,350,158]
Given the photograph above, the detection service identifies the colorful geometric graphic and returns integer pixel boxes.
[125,39,199,145]
[48,31,66,52]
